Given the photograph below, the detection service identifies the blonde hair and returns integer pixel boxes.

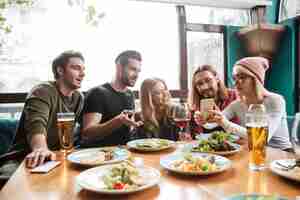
[188,65,229,110]
[140,78,171,130]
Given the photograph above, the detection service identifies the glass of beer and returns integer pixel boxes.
[57,112,75,155]
[246,104,268,171]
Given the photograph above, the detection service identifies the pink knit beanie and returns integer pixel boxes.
[234,57,269,84]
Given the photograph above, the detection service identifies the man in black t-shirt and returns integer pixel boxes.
[81,50,142,146]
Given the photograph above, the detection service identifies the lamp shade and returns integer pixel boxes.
[237,23,286,60]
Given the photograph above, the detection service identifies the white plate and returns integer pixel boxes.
[270,159,300,182]
[76,164,161,194]
[67,147,130,167]
[127,138,175,152]
[202,123,218,130]
[160,152,231,175]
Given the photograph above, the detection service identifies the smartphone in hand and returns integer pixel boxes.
[200,98,215,111]
[200,98,215,120]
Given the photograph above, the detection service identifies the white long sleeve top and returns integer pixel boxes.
[221,93,292,150]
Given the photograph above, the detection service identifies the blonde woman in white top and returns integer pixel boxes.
[195,56,292,151]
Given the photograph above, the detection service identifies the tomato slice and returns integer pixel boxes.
[113,183,125,190]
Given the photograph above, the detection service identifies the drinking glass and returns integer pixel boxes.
[172,102,191,136]
[57,112,75,155]
[246,104,268,171]
[290,113,300,157]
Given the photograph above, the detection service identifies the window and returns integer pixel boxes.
[184,6,227,89]
[0,0,179,93]
[187,31,224,88]
[278,0,300,22]
[185,6,250,26]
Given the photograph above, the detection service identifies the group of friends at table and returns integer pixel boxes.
[10,49,292,169]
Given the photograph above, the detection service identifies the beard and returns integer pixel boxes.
[64,78,80,90]
[121,75,136,87]
[121,68,137,87]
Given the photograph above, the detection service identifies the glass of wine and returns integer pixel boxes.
[172,102,191,137]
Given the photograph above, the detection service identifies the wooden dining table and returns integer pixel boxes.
[0,142,299,200]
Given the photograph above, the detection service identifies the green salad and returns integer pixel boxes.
[136,139,170,149]
[210,131,237,143]
[193,131,236,152]
[103,163,145,190]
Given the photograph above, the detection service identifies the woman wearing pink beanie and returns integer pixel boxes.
[195,56,292,151]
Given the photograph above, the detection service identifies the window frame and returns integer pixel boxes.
[0,5,227,103]
[183,7,228,90]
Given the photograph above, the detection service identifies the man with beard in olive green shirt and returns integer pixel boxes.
[15,50,85,168]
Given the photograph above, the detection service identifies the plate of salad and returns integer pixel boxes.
[195,131,240,143]
[127,138,175,152]
[77,162,161,194]
[160,152,231,175]
[193,132,241,156]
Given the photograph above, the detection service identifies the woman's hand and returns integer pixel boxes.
[207,110,225,126]
[193,110,207,126]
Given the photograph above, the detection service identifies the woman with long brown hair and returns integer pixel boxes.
[137,78,191,141]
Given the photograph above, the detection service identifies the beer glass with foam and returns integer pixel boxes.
[246,104,268,171]
[57,112,75,154]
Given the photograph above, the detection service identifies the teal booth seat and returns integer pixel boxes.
[0,118,19,156]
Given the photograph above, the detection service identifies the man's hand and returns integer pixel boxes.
[25,148,56,169]
[118,111,143,128]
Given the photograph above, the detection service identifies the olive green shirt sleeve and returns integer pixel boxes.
[23,85,55,144]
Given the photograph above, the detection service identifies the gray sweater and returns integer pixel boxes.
[221,93,292,150]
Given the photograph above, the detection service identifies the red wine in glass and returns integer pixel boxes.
[174,118,190,129]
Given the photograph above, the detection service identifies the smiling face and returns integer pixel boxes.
[121,58,141,87]
[60,57,85,90]
[194,70,219,99]
[151,81,170,109]
[233,65,255,96]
